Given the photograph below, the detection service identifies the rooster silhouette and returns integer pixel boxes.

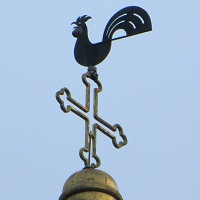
[72,6,152,67]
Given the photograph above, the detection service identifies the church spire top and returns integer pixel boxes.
[56,5,152,200]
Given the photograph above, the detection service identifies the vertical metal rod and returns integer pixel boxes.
[88,133,92,166]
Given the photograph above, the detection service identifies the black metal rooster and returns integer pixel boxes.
[72,6,152,67]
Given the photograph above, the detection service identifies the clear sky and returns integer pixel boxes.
[1,1,200,200]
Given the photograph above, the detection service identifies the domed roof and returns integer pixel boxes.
[59,168,123,200]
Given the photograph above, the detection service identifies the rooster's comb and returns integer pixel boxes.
[72,15,92,25]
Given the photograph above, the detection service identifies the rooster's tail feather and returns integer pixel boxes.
[103,6,152,42]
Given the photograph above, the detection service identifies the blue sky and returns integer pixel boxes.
[1,1,200,200]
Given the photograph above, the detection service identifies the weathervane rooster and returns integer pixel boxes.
[72,6,152,67]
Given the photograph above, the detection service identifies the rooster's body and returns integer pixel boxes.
[72,6,152,67]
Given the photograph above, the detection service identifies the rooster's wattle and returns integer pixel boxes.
[72,6,152,67]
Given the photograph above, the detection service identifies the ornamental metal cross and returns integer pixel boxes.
[56,67,127,168]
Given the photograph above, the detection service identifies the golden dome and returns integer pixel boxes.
[59,168,123,200]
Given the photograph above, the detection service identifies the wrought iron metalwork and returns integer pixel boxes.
[72,6,152,67]
[56,67,127,168]
[56,6,152,168]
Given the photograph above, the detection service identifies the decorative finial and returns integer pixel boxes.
[56,6,152,168]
